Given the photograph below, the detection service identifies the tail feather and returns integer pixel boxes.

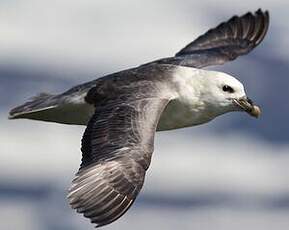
[9,92,94,125]
[9,93,57,120]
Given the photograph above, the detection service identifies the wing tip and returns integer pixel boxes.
[67,159,145,228]
[175,8,270,58]
[252,9,270,45]
[68,180,135,228]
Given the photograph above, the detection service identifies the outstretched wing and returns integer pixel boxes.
[155,9,269,68]
[67,67,173,227]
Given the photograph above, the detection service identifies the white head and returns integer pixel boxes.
[195,70,261,119]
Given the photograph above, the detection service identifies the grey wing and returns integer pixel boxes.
[67,80,171,227]
[155,9,269,68]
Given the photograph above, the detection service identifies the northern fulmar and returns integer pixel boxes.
[9,9,269,228]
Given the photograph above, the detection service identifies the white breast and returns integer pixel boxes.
[157,66,215,131]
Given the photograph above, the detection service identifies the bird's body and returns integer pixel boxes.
[9,9,269,227]
[9,65,245,130]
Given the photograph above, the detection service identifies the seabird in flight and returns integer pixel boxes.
[9,9,269,227]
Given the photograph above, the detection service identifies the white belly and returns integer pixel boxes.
[157,99,213,131]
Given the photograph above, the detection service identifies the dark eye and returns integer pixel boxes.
[222,85,234,93]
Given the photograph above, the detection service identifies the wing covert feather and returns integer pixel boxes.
[68,68,172,227]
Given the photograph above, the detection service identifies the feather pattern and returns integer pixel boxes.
[68,65,174,227]
[154,9,269,68]
[8,9,270,228]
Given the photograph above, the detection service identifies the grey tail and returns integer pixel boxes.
[9,93,57,120]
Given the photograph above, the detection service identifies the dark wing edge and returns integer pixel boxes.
[67,78,171,227]
[67,157,145,228]
[176,9,269,56]
[155,9,269,68]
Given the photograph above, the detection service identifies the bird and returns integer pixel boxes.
[9,9,269,228]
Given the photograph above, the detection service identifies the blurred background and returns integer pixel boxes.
[1,0,289,229]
